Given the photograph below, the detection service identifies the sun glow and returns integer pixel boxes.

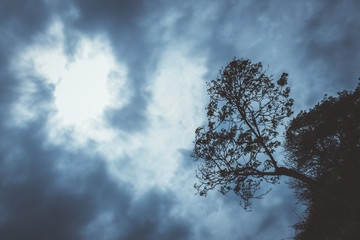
[13,21,129,143]
[39,36,127,125]
[54,39,118,124]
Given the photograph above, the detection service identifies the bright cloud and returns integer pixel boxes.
[11,20,129,145]
[133,45,208,189]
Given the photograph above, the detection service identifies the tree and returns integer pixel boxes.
[193,58,315,210]
[285,84,360,239]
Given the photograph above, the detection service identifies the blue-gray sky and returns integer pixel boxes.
[0,0,359,239]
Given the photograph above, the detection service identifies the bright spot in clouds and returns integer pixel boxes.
[10,20,209,188]
[12,21,129,143]
[36,25,126,125]
[54,40,117,125]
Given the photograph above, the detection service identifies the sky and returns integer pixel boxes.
[0,0,359,239]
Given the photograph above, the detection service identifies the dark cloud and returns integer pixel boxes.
[0,0,51,104]
[253,187,301,240]
[1,0,360,239]
[0,0,50,37]
[105,90,150,132]
[0,116,193,240]
[297,0,360,102]
[164,0,360,106]
[215,183,299,239]
[119,189,191,240]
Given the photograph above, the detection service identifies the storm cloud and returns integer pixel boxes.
[0,0,359,239]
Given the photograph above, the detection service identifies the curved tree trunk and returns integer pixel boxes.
[276,167,317,186]
[277,166,357,210]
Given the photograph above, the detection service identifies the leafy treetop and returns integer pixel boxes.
[285,84,360,239]
[193,58,294,210]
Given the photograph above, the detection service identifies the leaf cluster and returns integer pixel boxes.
[285,84,360,239]
[193,58,294,210]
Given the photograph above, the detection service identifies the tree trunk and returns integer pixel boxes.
[277,167,317,186]
[277,166,357,210]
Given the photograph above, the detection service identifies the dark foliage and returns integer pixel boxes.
[193,57,360,237]
[285,84,360,239]
[193,58,295,210]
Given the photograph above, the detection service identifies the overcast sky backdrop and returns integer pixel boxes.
[0,0,359,239]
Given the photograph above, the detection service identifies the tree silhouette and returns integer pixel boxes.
[193,58,315,210]
[285,84,360,239]
[193,58,359,210]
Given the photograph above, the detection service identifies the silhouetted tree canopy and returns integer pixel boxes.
[193,57,360,237]
[193,58,301,210]
[285,84,360,239]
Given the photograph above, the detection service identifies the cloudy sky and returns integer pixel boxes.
[0,0,359,239]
